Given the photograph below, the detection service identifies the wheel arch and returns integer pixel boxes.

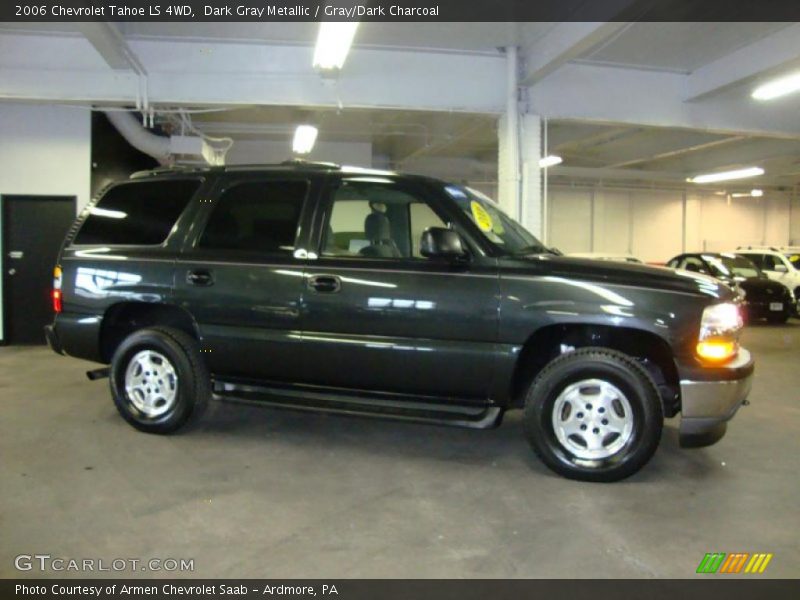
[100,302,200,363]
[508,323,680,416]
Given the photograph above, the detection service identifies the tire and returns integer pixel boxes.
[523,348,663,482]
[109,327,210,434]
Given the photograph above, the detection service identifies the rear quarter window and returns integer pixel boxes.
[73,179,200,245]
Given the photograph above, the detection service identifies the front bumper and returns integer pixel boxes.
[678,348,754,448]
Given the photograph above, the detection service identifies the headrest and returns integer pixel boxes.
[364,212,391,241]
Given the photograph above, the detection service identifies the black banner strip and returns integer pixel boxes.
[3,579,800,600]
[4,0,800,22]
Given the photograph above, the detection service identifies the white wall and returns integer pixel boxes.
[226,139,372,168]
[0,102,91,341]
[549,185,795,263]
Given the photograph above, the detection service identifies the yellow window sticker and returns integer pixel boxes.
[470,201,494,232]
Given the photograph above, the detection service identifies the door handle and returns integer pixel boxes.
[308,274,341,293]
[186,269,214,286]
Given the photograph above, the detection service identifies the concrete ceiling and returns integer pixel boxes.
[3,20,800,190]
[574,22,792,73]
[187,105,498,165]
[547,120,800,190]
[0,22,554,54]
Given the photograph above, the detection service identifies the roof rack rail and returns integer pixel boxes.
[129,165,215,179]
[278,159,341,169]
[736,245,781,252]
[130,160,343,179]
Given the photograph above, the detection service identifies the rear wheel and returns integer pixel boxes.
[109,327,210,433]
[523,348,663,482]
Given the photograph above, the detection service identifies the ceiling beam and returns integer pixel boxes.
[548,165,688,184]
[606,135,747,169]
[685,24,800,102]
[0,35,506,113]
[529,62,800,140]
[520,21,631,86]
[77,23,146,74]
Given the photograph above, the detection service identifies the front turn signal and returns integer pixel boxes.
[696,339,737,362]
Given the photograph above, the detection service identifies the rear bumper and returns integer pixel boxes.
[743,299,791,319]
[44,324,64,355]
[678,348,754,447]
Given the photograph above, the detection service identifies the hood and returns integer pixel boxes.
[502,255,732,299]
[739,277,790,298]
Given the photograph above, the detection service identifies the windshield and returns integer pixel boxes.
[703,254,761,279]
[785,253,800,269]
[443,185,549,255]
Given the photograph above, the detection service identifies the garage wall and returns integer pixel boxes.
[549,185,795,262]
[792,193,800,245]
[226,139,372,168]
[0,102,91,342]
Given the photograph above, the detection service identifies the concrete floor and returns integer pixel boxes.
[2,324,798,579]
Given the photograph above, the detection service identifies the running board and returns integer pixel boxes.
[213,380,503,429]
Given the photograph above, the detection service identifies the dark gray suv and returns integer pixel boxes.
[45,162,754,481]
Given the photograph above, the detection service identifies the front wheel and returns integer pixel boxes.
[109,327,210,434]
[523,348,663,482]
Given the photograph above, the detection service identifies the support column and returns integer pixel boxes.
[520,113,543,238]
[497,47,520,220]
[497,46,543,238]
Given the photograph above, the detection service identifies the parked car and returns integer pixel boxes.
[568,252,643,264]
[45,162,754,482]
[735,246,800,314]
[666,253,792,323]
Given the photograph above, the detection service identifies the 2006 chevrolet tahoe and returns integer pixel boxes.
[45,162,754,481]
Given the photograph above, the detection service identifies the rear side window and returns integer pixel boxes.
[199,180,308,255]
[744,253,766,269]
[74,179,199,245]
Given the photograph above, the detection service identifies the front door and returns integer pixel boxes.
[300,176,499,401]
[2,195,76,344]
[173,174,319,382]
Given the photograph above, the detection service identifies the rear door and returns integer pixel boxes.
[300,175,499,401]
[745,253,786,284]
[173,172,320,382]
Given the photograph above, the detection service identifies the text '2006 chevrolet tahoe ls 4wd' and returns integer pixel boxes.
[46,162,754,481]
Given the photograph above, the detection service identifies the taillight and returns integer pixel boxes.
[53,266,62,313]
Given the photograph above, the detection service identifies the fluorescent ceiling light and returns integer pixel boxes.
[730,189,764,199]
[313,22,359,70]
[687,167,764,184]
[539,155,563,168]
[292,125,318,154]
[752,72,800,101]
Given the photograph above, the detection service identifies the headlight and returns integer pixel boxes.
[697,302,742,363]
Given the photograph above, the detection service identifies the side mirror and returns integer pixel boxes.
[773,264,788,273]
[420,227,467,260]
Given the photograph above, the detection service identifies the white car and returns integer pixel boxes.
[568,252,643,264]
[734,247,800,312]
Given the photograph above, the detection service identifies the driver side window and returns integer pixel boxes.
[322,181,447,260]
[679,257,706,273]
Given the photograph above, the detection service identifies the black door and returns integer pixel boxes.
[301,177,499,401]
[173,175,319,382]
[3,196,76,344]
